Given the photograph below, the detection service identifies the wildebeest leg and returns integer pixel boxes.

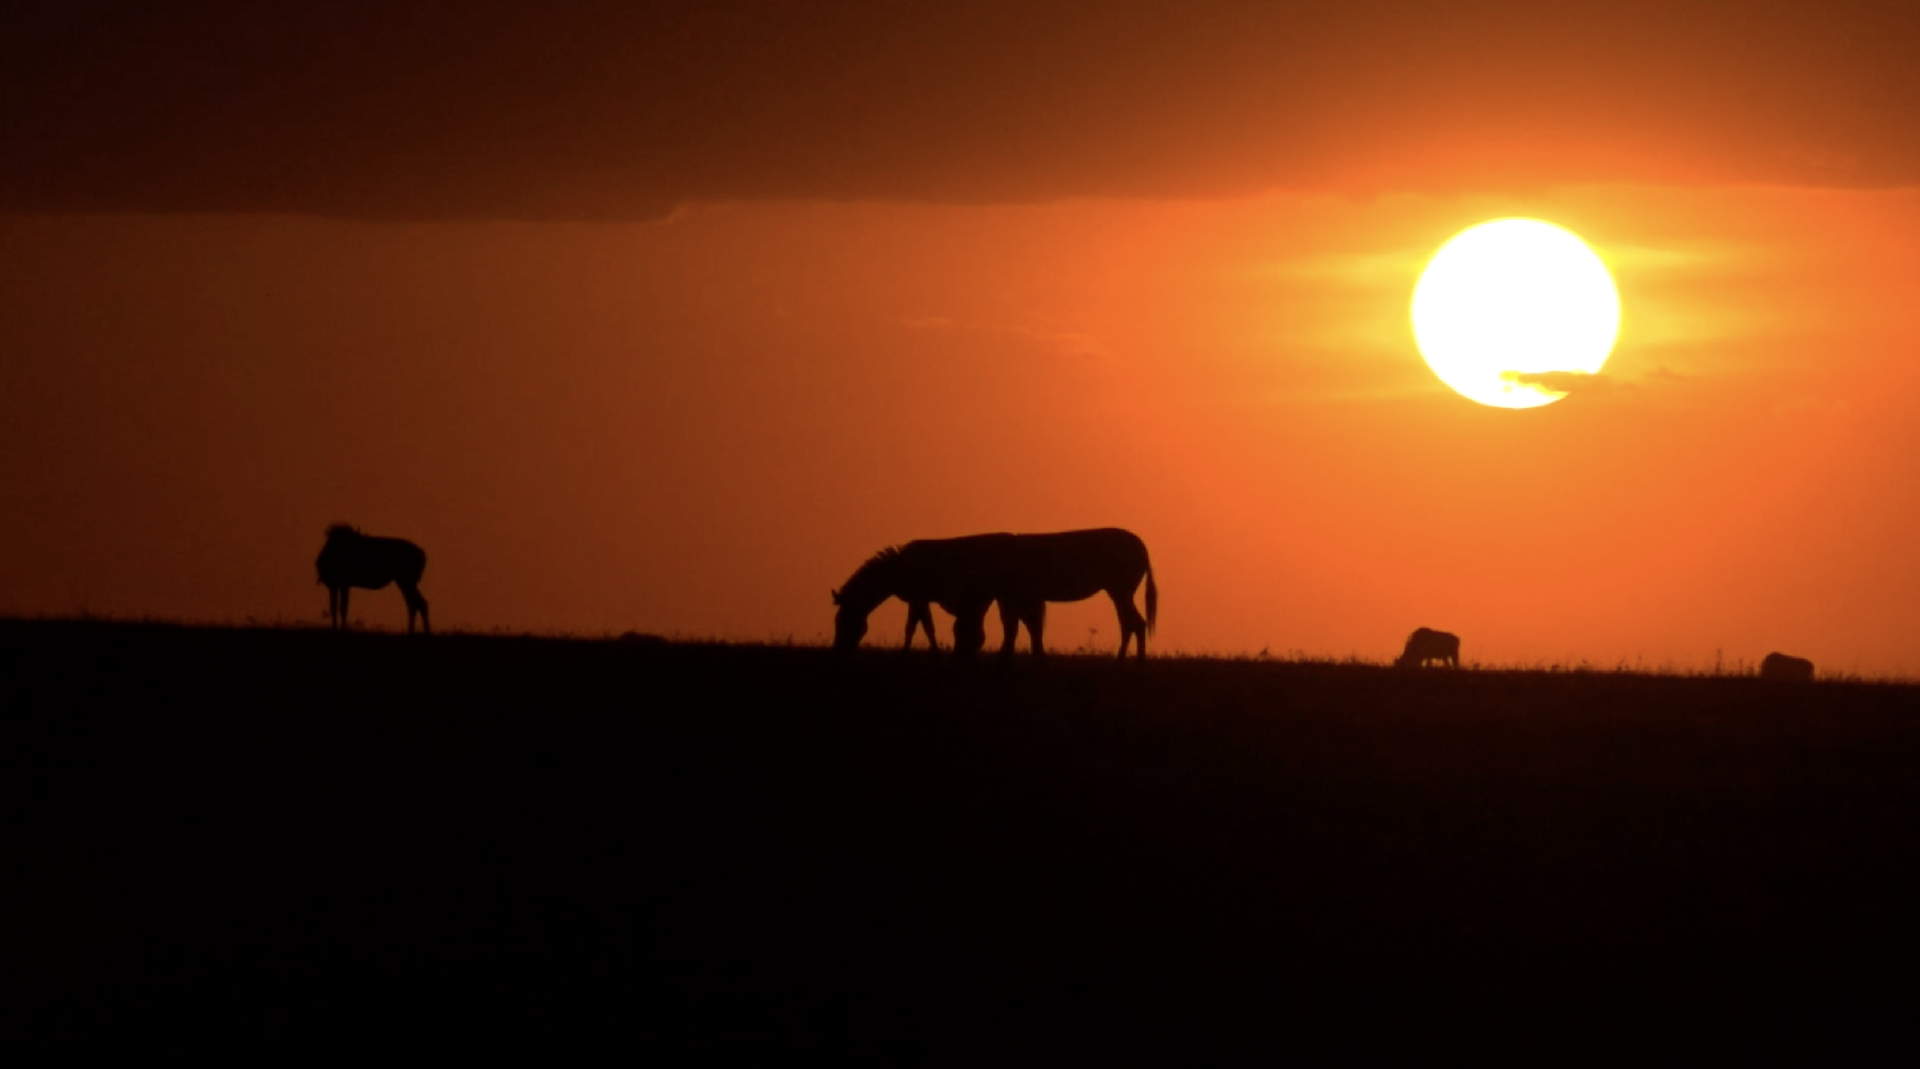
[996,600,1022,658]
[952,605,989,658]
[339,587,350,630]
[401,582,429,634]
[1023,600,1046,655]
[1109,589,1147,659]
[905,601,936,650]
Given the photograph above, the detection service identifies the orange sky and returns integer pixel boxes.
[6,4,1920,673]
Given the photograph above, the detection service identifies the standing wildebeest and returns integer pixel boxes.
[1759,652,1814,681]
[316,525,430,633]
[1395,627,1460,668]
[832,528,1158,659]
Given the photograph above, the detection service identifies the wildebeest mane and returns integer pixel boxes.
[841,545,905,595]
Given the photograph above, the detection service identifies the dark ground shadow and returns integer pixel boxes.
[5,620,1918,1057]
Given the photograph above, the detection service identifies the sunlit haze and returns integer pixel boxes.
[6,3,1920,676]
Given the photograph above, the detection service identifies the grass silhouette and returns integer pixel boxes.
[6,617,1916,1056]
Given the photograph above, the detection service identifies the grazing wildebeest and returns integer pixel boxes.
[1395,627,1460,668]
[1759,652,1814,681]
[832,528,1158,659]
[316,524,430,633]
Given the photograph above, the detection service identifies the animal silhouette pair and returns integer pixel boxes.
[1390,628,1817,680]
[832,528,1157,659]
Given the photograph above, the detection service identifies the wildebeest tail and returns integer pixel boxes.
[1145,558,1158,635]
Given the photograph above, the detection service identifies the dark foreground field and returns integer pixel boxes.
[6,619,1919,1055]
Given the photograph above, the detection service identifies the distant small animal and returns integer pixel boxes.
[1759,652,1814,681]
[316,524,430,633]
[1396,627,1460,668]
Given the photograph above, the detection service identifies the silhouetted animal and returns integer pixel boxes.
[904,600,941,650]
[834,534,1012,655]
[316,525,430,633]
[900,596,1026,652]
[1759,652,1814,681]
[1396,627,1460,668]
[833,528,1157,659]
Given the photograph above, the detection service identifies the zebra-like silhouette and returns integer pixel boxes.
[900,596,1027,652]
[1395,627,1460,668]
[1759,651,1813,681]
[832,528,1157,659]
[904,600,941,650]
[316,524,430,633]
[834,533,1010,654]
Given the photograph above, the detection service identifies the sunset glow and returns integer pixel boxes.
[15,6,1920,1047]
[6,4,1920,674]
[1410,219,1621,409]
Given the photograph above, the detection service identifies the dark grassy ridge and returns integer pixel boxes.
[5,619,1918,1055]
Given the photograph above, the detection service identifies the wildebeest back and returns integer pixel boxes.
[1759,652,1814,681]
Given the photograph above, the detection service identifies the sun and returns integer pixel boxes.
[1411,218,1620,409]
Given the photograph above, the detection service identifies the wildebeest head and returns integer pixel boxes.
[317,524,362,584]
[831,588,869,654]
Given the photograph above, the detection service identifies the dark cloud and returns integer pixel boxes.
[6,1,1920,220]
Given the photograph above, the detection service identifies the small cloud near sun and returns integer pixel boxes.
[1501,370,1618,395]
[1499,365,1700,397]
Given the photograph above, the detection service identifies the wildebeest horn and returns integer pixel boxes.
[831,589,841,605]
